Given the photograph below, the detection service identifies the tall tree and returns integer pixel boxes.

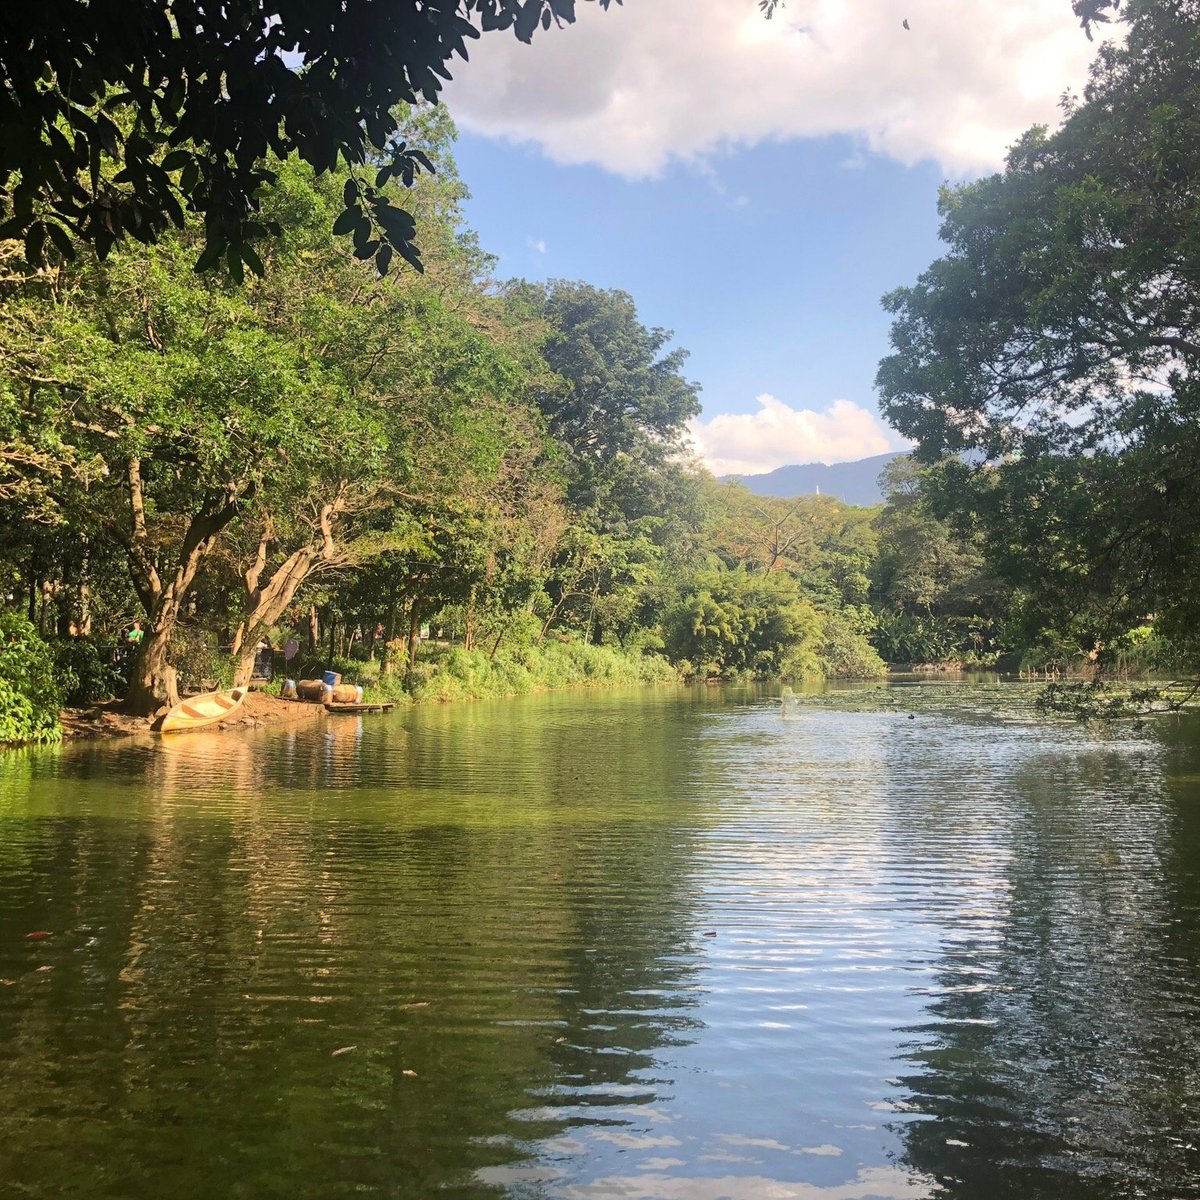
[876,0,1200,653]
[511,279,702,517]
[0,121,539,711]
[1,228,353,712]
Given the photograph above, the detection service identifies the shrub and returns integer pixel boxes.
[394,639,679,704]
[52,638,124,705]
[170,629,234,691]
[0,612,62,744]
[663,566,823,679]
[818,609,887,679]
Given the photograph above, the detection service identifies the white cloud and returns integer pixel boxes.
[526,236,548,253]
[444,0,1107,177]
[688,393,898,476]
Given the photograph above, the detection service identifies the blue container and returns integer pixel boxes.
[322,670,341,686]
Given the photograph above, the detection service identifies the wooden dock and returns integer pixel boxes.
[324,701,395,714]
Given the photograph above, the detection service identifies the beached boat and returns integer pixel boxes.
[159,688,247,733]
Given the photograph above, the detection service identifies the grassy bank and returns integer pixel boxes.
[303,641,682,707]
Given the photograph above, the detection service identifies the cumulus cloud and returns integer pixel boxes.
[689,394,897,476]
[444,0,1104,177]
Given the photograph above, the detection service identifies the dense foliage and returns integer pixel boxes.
[0,1,620,278]
[877,0,1200,672]
[1,103,903,723]
[0,611,62,744]
[5,0,1188,738]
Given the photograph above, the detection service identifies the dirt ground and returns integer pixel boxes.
[61,688,327,740]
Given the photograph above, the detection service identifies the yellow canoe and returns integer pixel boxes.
[159,688,247,733]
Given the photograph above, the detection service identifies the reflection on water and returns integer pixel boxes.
[1,681,1199,1198]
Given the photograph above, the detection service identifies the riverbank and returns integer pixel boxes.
[50,644,681,743]
[60,690,326,740]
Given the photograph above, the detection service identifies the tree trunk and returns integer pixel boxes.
[230,501,348,687]
[39,577,52,634]
[407,603,423,667]
[118,457,246,717]
[75,547,92,637]
[585,585,600,645]
[464,590,476,652]
[233,642,258,690]
[489,618,512,662]
[308,604,320,651]
[385,588,400,640]
[126,631,181,715]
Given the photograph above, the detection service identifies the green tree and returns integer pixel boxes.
[876,0,1200,656]
[0,128,536,711]
[699,478,877,610]
[511,279,702,516]
[0,1,621,277]
[663,564,823,679]
[871,457,1003,621]
[0,610,62,744]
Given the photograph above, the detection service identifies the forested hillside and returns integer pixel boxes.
[722,452,903,506]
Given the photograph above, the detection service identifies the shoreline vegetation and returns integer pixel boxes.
[59,641,689,741]
[54,651,1200,747]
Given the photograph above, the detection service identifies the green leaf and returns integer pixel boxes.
[396,242,424,273]
[45,222,75,261]
[194,240,223,273]
[226,244,245,284]
[332,205,360,236]
[352,215,374,251]
[409,150,436,174]
[373,201,416,239]
[515,0,543,42]
[24,222,46,267]
[241,243,265,277]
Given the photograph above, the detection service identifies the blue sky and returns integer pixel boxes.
[452,129,944,470]
[440,0,1104,475]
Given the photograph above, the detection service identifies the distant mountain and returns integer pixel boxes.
[721,451,903,507]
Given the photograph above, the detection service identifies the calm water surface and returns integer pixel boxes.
[2,681,1200,1198]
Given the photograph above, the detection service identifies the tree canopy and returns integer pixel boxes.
[512,279,701,516]
[0,0,616,278]
[876,0,1200,656]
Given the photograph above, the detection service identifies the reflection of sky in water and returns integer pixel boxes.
[477,686,1192,1197]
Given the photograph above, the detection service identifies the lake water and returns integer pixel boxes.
[2,681,1199,1198]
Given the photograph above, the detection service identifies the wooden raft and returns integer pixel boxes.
[324,701,395,714]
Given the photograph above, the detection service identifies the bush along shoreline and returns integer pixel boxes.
[3,620,896,748]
